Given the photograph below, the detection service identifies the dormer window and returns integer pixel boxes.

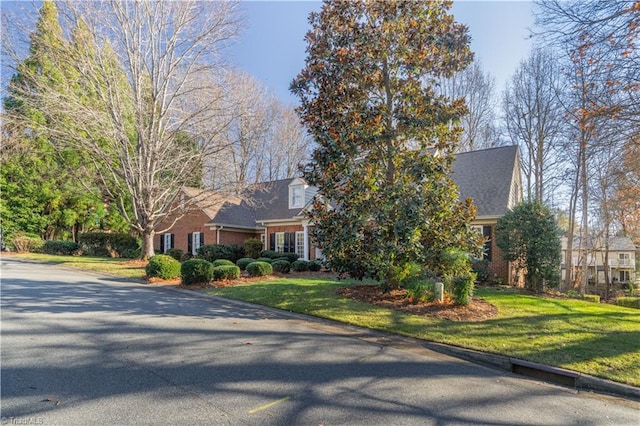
[288,178,307,209]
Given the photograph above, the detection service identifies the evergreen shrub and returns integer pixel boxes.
[212,265,241,281]
[246,261,272,277]
[292,260,309,272]
[260,250,279,259]
[272,259,291,273]
[452,273,476,305]
[243,238,263,259]
[236,258,255,271]
[308,261,322,272]
[212,259,235,267]
[42,240,80,256]
[146,255,181,279]
[166,248,184,262]
[78,232,138,257]
[197,244,245,263]
[11,232,44,253]
[181,259,213,285]
[616,297,640,309]
[256,257,273,264]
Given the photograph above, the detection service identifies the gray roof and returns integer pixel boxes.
[452,145,519,217]
[561,236,637,252]
[207,146,520,227]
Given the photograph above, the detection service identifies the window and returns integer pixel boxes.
[470,225,491,261]
[295,231,305,257]
[188,232,204,255]
[619,253,631,266]
[160,233,174,253]
[275,232,285,253]
[620,270,630,282]
[270,231,299,254]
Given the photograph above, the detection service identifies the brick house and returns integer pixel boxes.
[155,146,523,283]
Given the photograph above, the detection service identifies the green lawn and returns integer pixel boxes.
[205,276,640,387]
[6,253,639,386]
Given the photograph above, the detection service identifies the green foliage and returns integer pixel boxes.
[438,248,473,284]
[42,240,80,256]
[281,253,300,263]
[78,232,138,258]
[496,201,562,293]
[452,273,476,305]
[291,0,480,288]
[615,297,640,309]
[471,259,490,283]
[146,255,181,279]
[256,257,274,264]
[211,259,235,267]
[236,258,256,271]
[292,260,310,272]
[122,248,141,259]
[272,260,291,274]
[181,259,214,286]
[11,233,45,253]
[212,265,241,281]
[308,261,323,272]
[583,294,601,303]
[197,244,245,263]
[246,261,273,277]
[243,238,264,259]
[260,250,280,259]
[166,248,184,262]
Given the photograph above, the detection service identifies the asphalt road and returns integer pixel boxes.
[1,258,638,425]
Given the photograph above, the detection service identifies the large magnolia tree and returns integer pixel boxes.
[291,0,481,286]
[3,0,241,258]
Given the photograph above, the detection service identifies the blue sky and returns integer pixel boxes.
[231,1,535,106]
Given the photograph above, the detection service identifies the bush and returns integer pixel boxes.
[246,261,272,277]
[212,259,235,267]
[146,255,181,279]
[583,294,600,303]
[272,259,291,273]
[78,232,138,257]
[243,238,263,259]
[308,261,322,272]
[11,232,44,253]
[471,259,490,283]
[452,273,476,305]
[405,280,436,304]
[42,240,80,256]
[281,252,300,263]
[212,265,241,281]
[197,244,245,263]
[292,260,309,272]
[180,252,193,262]
[260,250,280,259]
[256,257,273,264]
[166,248,184,262]
[181,259,214,286]
[236,258,256,271]
[122,248,141,259]
[616,297,640,309]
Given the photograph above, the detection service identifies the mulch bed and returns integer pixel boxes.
[335,285,498,322]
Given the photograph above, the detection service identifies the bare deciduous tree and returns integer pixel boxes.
[436,61,498,152]
[502,48,565,203]
[3,0,242,258]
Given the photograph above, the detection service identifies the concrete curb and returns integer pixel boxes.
[161,285,640,402]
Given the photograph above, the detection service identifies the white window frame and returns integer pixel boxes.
[295,231,305,257]
[192,232,203,256]
[619,253,631,266]
[289,186,304,209]
[163,233,172,253]
[275,232,285,253]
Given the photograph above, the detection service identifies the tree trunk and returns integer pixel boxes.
[141,229,155,259]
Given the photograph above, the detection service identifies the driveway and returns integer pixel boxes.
[1,258,638,425]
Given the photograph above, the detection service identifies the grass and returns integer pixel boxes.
[205,276,640,387]
[6,252,640,386]
[3,252,147,279]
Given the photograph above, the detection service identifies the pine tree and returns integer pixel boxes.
[291,0,481,287]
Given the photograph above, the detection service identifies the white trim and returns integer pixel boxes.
[302,224,309,261]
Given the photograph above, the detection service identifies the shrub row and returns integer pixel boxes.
[42,240,81,256]
[10,233,44,253]
[616,297,640,309]
[78,232,138,258]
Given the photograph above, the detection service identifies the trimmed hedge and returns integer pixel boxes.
[281,253,300,263]
[197,244,245,263]
[292,260,309,272]
[260,250,280,259]
[78,232,138,257]
[309,261,322,272]
[272,259,291,273]
[246,261,272,277]
[616,297,640,309]
[256,257,273,264]
[583,294,600,303]
[212,259,235,267]
[181,259,214,285]
[146,255,181,279]
[236,258,256,271]
[42,240,80,256]
[212,265,241,281]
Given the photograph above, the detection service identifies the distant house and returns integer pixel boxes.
[561,236,637,292]
[155,145,523,283]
